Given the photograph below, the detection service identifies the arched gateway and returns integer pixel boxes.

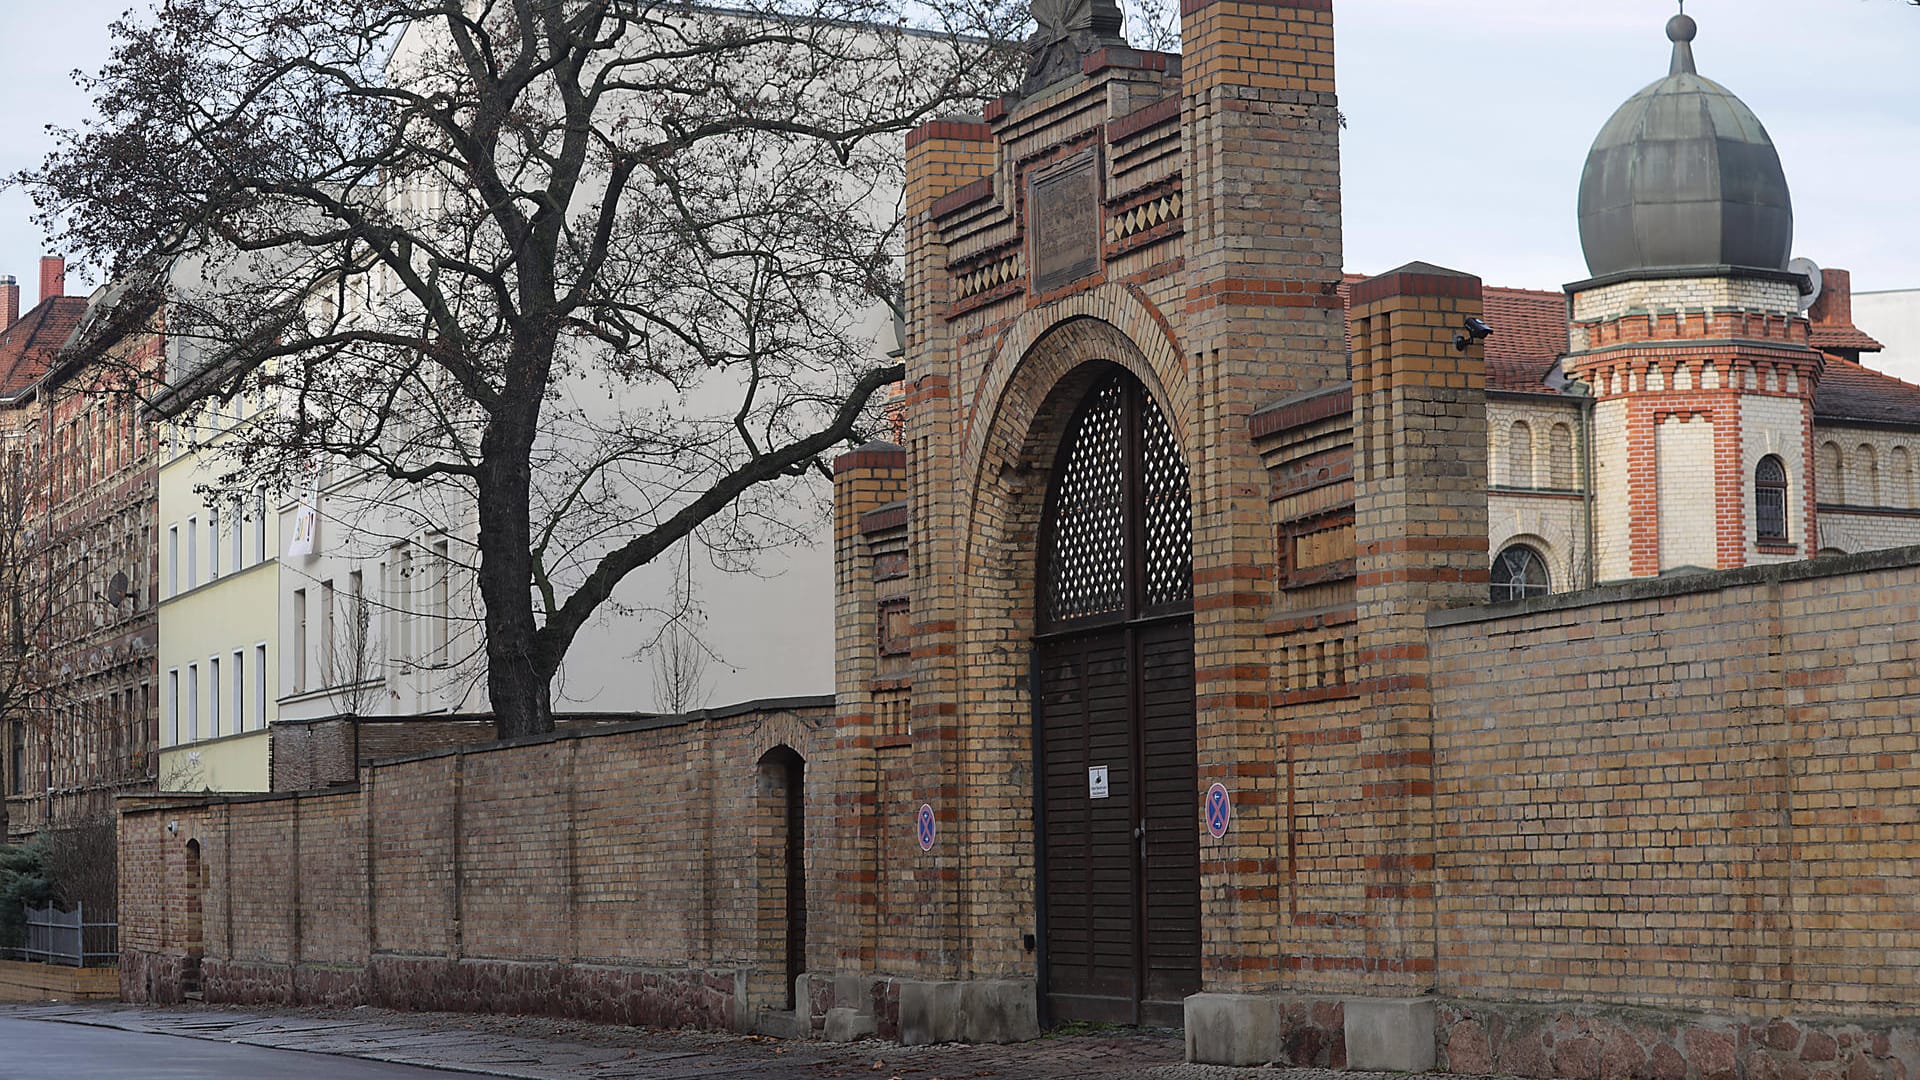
[1034,368,1200,1026]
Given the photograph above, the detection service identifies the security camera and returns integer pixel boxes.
[1454,316,1495,352]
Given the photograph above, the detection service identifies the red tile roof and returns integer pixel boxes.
[1481,286,1570,394]
[1810,324,1885,354]
[1812,354,1920,427]
[1338,277,1569,394]
[0,296,87,398]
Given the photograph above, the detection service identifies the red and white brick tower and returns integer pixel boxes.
[1564,12,1822,579]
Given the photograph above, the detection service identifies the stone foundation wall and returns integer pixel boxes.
[1437,1001,1920,1080]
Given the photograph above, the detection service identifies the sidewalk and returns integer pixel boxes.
[0,1002,1409,1080]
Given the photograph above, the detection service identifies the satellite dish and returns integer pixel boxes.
[106,571,130,605]
[1789,257,1822,311]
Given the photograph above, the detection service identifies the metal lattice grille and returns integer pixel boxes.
[1044,372,1191,626]
[1139,391,1192,609]
[1046,378,1128,622]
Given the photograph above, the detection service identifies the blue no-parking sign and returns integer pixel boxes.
[1205,783,1231,839]
[916,803,937,851]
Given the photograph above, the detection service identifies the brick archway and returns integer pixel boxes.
[946,306,1190,984]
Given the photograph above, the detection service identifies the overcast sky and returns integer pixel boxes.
[0,0,1914,308]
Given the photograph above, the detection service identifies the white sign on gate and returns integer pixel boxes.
[1088,765,1110,799]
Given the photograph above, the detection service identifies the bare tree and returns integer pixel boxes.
[25,0,1021,739]
[321,586,381,717]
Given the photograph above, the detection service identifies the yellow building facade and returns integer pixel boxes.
[154,400,279,793]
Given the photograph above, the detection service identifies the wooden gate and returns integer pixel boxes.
[1034,369,1199,1027]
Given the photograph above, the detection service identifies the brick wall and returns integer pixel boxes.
[121,699,836,1025]
[1429,546,1920,1029]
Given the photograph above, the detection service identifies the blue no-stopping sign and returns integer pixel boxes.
[1205,783,1231,838]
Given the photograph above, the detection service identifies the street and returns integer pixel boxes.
[0,1015,470,1079]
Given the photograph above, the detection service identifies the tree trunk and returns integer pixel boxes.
[476,395,555,740]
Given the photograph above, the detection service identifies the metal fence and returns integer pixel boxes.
[17,902,117,967]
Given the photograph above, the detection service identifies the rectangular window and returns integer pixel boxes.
[292,588,308,693]
[186,517,199,590]
[8,722,24,795]
[254,644,267,728]
[397,548,414,664]
[168,669,180,746]
[140,681,152,756]
[320,579,336,686]
[253,490,267,564]
[186,663,199,743]
[167,526,179,597]
[208,656,221,737]
[233,651,246,731]
[231,501,243,571]
[208,508,220,580]
[431,541,450,665]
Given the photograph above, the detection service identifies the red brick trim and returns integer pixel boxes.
[930,177,995,220]
[1181,0,1330,14]
[1105,95,1182,143]
[905,119,991,150]
[832,444,906,475]
[1251,384,1353,438]
[1082,47,1174,77]
[858,503,909,535]
[1351,266,1481,306]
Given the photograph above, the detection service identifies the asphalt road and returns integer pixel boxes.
[0,1016,482,1080]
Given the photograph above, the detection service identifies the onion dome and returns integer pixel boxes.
[1577,14,1794,279]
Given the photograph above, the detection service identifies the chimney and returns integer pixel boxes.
[0,276,16,330]
[1807,267,1854,331]
[38,257,65,306]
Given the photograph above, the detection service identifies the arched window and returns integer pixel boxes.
[1857,444,1880,505]
[1490,544,1551,603]
[1507,421,1534,488]
[1818,442,1844,502]
[1754,455,1788,542]
[1892,447,1914,509]
[1549,423,1574,489]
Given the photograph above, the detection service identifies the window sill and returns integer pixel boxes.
[1755,542,1797,555]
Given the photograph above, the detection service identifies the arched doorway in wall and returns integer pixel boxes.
[1033,366,1199,1028]
[182,839,206,1000]
[756,746,807,1010]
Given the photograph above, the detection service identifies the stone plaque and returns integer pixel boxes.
[1028,155,1101,294]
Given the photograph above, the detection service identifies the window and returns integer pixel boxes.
[234,651,246,731]
[254,644,268,729]
[230,499,243,571]
[1507,421,1534,487]
[431,541,450,665]
[8,722,23,795]
[208,508,220,580]
[1819,442,1844,501]
[1754,456,1790,542]
[292,588,308,693]
[1490,544,1551,603]
[320,580,336,685]
[208,656,221,737]
[187,516,199,590]
[253,490,267,564]
[168,670,180,745]
[167,526,179,597]
[186,663,199,743]
[1549,423,1574,489]
[1857,444,1880,505]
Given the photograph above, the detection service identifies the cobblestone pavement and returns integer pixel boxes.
[0,1002,1419,1080]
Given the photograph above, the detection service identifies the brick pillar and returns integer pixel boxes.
[1348,262,1488,992]
[901,119,994,981]
[1177,0,1347,996]
[827,442,908,979]
[0,276,18,329]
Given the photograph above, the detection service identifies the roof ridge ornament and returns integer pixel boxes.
[1022,0,1126,95]
[1668,9,1699,77]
